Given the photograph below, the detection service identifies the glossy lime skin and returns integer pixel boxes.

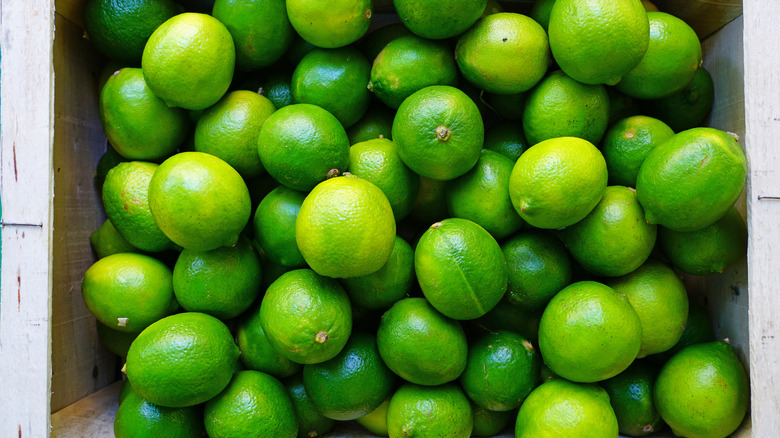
[235,304,302,379]
[387,383,473,438]
[285,374,335,438]
[114,388,204,438]
[601,360,665,436]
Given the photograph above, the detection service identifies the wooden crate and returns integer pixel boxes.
[1,0,775,436]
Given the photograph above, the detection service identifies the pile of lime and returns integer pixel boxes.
[83,0,749,437]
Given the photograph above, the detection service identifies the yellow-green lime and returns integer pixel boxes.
[649,302,716,366]
[358,22,412,62]
[377,297,467,386]
[148,151,252,251]
[515,379,618,437]
[522,70,610,146]
[356,397,390,436]
[601,115,675,187]
[659,206,748,276]
[212,0,295,70]
[204,370,298,438]
[538,281,642,382]
[125,312,240,407]
[82,253,178,333]
[257,103,350,191]
[557,186,658,277]
[90,219,140,259]
[483,121,529,162]
[644,67,715,132]
[445,149,524,240]
[142,13,235,110]
[114,387,204,438]
[456,13,550,94]
[392,85,484,181]
[347,105,394,145]
[341,235,414,310]
[253,186,307,268]
[296,174,396,278]
[259,269,352,364]
[292,47,371,127]
[481,0,503,17]
[654,341,749,438]
[600,360,665,436]
[286,0,373,48]
[471,402,514,437]
[387,383,473,438]
[636,127,747,231]
[509,136,608,229]
[393,0,486,40]
[285,374,336,438]
[415,218,508,320]
[617,12,703,99]
[368,35,458,109]
[100,68,189,160]
[549,0,649,85]
[96,322,138,358]
[235,304,301,378]
[194,90,276,179]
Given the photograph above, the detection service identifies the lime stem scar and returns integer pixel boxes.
[315,331,329,344]
[435,125,452,142]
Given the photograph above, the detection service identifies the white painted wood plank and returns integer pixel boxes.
[0,1,57,437]
[743,1,780,436]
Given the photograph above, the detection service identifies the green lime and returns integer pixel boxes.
[260,70,293,109]
[601,115,675,187]
[377,297,468,386]
[456,13,550,94]
[356,397,391,436]
[286,0,372,48]
[644,67,715,132]
[636,127,747,231]
[516,379,618,437]
[212,0,295,70]
[292,47,371,127]
[509,136,608,229]
[558,186,658,277]
[142,13,235,110]
[359,22,412,62]
[387,383,473,438]
[90,219,140,259]
[100,68,189,160]
[648,302,716,366]
[529,0,555,31]
[483,121,529,162]
[82,253,178,333]
[285,374,336,438]
[469,297,542,343]
[260,269,352,364]
[125,312,240,407]
[393,0,486,40]
[348,138,420,221]
[471,402,514,437]
[368,35,458,109]
[617,12,703,99]
[257,103,350,191]
[408,176,448,224]
[415,218,508,320]
[253,186,307,268]
[235,304,301,378]
[539,281,642,382]
[114,387,203,438]
[303,332,396,420]
[341,235,414,310]
[392,85,484,181]
[460,330,540,411]
[347,105,394,145]
[601,360,665,436]
[654,341,749,438]
[549,0,649,85]
[118,379,134,406]
[95,147,127,191]
[659,206,748,276]
[522,70,610,146]
[204,370,298,438]
[148,151,252,251]
[97,322,138,358]
[296,174,396,278]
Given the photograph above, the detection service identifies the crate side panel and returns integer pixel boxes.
[655,0,741,39]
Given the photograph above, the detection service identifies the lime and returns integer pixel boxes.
[348,138,420,221]
[346,105,395,145]
[387,383,473,438]
[148,152,252,251]
[601,115,675,187]
[483,121,529,162]
[114,387,203,438]
[125,312,239,407]
[259,70,293,109]
[529,0,555,31]
[522,70,610,146]
[212,0,295,70]
[359,22,412,62]
[260,269,352,364]
[392,85,484,181]
[296,174,396,278]
[82,253,178,333]
[659,206,748,276]
[356,397,390,436]
[549,0,649,85]
[285,374,335,438]
[415,218,508,320]
[286,0,372,48]
[341,235,414,310]
[471,402,514,437]
[257,103,350,191]
[90,219,140,259]
[142,13,235,110]
[456,13,550,94]
[393,0,486,40]
[649,302,716,366]
[292,47,371,127]
[194,90,276,179]
[285,34,317,65]
[377,297,467,386]
[617,12,703,99]
[459,330,539,411]
[601,360,665,436]
[509,136,608,229]
[252,186,307,268]
[644,67,715,132]
[655,341,749,438]
[636,127,747,231]
[204,370,298,438]
[100,68,189,160]
[538,281,642,382]
[96,322,138,358]
[94,147,127,191]
[369,35,458,109]
[235,304,301,378]
[516,379,618,437]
